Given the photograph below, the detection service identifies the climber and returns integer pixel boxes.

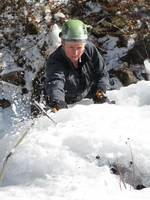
[45,19,110,112]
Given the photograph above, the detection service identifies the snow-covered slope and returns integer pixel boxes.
[0,81,150,199]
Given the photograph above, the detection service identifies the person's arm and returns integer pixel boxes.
[90,43,109,93]
[45,60,67,110]
[87,42,110,103]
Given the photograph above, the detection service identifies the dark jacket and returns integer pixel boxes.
[45,41,109,108]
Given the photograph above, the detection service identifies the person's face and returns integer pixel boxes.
[62,41,86,64]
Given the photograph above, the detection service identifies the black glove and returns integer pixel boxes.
[93,90,109,104]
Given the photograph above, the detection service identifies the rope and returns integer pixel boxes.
[0,120,34,183]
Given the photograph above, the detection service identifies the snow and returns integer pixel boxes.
[0,49,19,75]
[0,80,150,199]
[98,36,130,70]
[85,1,102,16]
[144,59,150,80]
[49,24,61,51]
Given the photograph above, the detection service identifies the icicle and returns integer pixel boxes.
[144,59,150,80]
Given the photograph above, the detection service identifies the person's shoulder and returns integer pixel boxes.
[47,46,66,67]
[85,41,98,56]
[85,41,96,49]
[48,46,62,60]
[46,46,67,71]
[85,41,97,52]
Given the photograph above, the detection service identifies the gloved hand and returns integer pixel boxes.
[94,90,109,104]
[47,96,67,112]
[51,105,60,113]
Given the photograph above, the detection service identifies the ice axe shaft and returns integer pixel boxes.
[33,101,57,125]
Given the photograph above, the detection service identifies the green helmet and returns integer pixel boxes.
[61,19,88,41]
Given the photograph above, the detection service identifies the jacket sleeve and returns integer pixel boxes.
[45,59,67,108]
[88,43,109,93]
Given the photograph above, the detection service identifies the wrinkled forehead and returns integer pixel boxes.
[62,40,86,47]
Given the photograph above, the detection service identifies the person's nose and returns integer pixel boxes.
[72,49,78,55]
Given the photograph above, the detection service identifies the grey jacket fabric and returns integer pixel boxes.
[45,41,109,108]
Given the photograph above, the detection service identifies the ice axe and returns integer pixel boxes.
[33,100,57,125]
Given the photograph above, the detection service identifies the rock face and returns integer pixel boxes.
[121,37,150,65]
[0,0,149,110]
[1,71,25,86]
